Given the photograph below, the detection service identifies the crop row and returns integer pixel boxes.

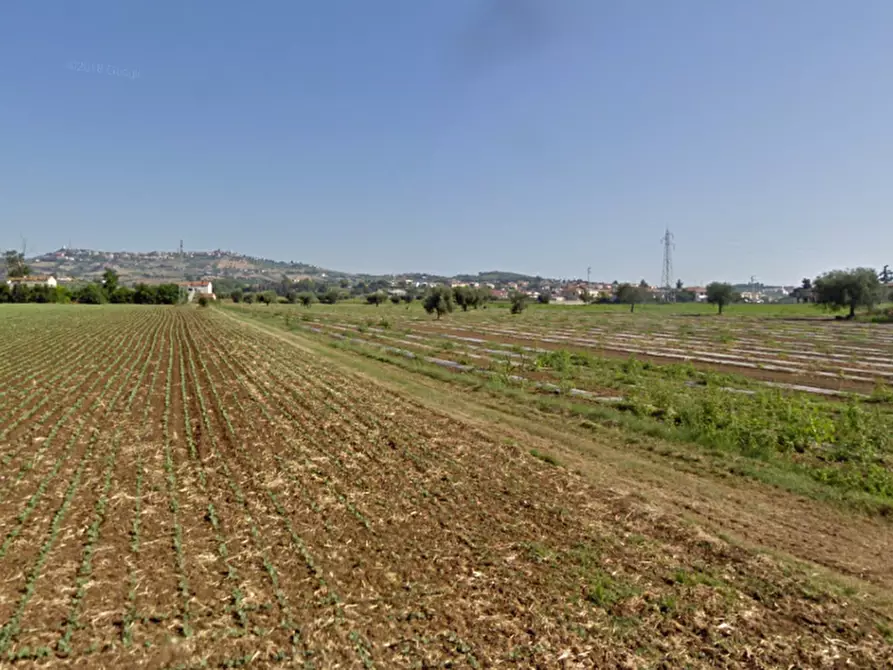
[0,313,167,658]
[0,313,155,444]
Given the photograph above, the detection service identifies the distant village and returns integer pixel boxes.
[7,246,824,304]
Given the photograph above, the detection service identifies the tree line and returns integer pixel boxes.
[1,257,182,305]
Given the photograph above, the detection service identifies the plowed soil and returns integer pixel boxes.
[0,305,890,668]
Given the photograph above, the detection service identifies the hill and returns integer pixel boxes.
[12,248,547,288]
[20,248,343,285]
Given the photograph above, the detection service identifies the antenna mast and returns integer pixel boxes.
[660,228,675,302]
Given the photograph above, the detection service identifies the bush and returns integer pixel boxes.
[197,295,210,307]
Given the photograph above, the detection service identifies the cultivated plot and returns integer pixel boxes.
[0,305,890,667]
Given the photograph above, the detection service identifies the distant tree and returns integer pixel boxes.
[365,292,387,307]
[452,286,477,312]
[101,268,119,298]
[133,283,157,305]
[423,286,453,320]
[880,265,892,284]
[537,291,551,304]
[676,289,696,303]
[676,279,684,290]
[813,268,882,319]
[74,283,105,305]
[30,285,51,304]
[474,286,493,309]
[230,289,243,303]
[706,282,734,315]
[801,277,812,290]
[509,291,528,314]
[4,250,30,278]
[155,283,181,305]
[50,286,71,304]
[580,288,593,304]
[110,286,135,304]
[197,295,210,307]
[260,290,278,306]
[318,288,343,304]
[615,283,643,313]
[0,284,10,303]
[389,294,401,305]
[243,292,256,304]
[297,291,317,307]
[339,278,350,289]
[10,283,31,303]
[401,290,417,304]
[279,274,293,296]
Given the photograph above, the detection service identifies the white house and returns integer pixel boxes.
[6,275,57,288]
[179,280,214,302]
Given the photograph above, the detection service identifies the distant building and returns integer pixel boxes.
[687,286,708,302]
[6,275,57,288]
[179,280,213,302]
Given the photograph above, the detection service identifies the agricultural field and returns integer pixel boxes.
[0,304,892,667]
[234,302,893,509]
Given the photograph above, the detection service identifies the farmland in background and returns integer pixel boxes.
[0,304,892,667]
[232,301,893,511]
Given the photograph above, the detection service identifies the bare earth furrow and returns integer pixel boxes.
[0,319,158,550]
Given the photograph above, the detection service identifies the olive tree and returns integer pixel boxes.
[452,286,476,312]
[813,268,882,319]
[365,292,387,307]
[423,286,453,319]
[706,282,734,315]
[615,283,643,313]
[297,291,316,307]
[509,291,528,314]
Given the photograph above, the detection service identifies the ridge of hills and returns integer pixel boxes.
[14,248,543,286]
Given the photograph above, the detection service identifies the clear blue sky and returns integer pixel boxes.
[2,1,892,285]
